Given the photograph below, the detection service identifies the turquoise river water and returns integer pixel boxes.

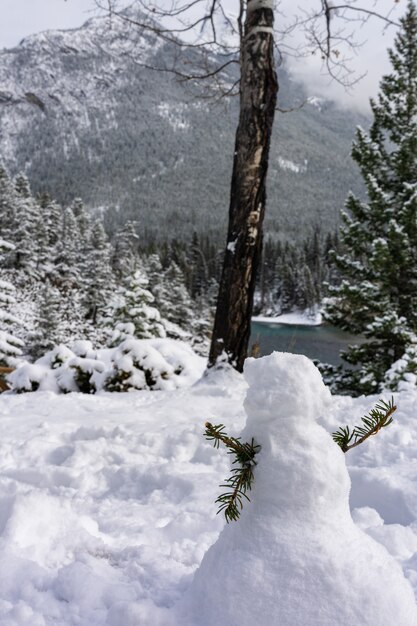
[250,322,359,366]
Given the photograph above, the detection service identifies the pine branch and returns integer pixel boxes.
[332,397,396,453]
[205,422,260,522]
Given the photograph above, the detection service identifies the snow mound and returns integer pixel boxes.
[8,339,206,394]
[177,352,417,626]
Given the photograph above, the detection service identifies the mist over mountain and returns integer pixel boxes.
[0,11,369,243]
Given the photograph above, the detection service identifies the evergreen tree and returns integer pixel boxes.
[0,167,18,261]
[145,253,176,325]
[324,1,417,394]
[54,207,82,292]
[0,238,24,366]
[71,198,91,239]
[34,217,50,277]
[84,220,113,324]
[146,253,165,296]
[159,261,195,330]
[190,231,208,298]
[299,265,317,312]
[37,193,63,248]
[111,220,139,281]
[112,269,166,339]
[30,280,62,358]
[12,173,38,278]
[52,207,87,343]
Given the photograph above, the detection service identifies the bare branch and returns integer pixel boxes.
[95,0,402,91]
[294,0,400,87]
[327,4,400,28]
[130,57,238,83]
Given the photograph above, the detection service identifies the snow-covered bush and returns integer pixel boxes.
[71,339,97,360]
[7,338,206,394]
[8,345,106,394]
[7,363,57,393]
[37,344,75,370]
[57,357,106,394]
[104,338,176,392]
[149,338,206,386]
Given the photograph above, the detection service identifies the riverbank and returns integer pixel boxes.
[252,310,322,326]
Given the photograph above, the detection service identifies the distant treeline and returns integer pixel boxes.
[145,226,341,317]
[0,163,340,367]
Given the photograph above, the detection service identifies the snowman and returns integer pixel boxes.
[176,352,417,626]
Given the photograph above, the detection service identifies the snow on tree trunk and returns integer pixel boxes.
[177,352,417,626]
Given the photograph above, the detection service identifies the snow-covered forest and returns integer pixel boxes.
[1,0,417,624]
[0,166,215,363]
[0,163,340,372]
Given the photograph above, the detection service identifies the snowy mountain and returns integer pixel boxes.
[0,11,368,242]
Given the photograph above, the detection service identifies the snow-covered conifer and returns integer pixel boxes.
[0,167,18,260]
[384,341,417,392]
[71,198,91,238]
[37,193,63,248]
[112,270,165,339]
[33,217,51,277]
[0,238,24,366]
[106,322,135,348]
[11,173,38,279]
[190,231,208,298]
[111,220,139,281]
[30,280,62,358]
[146,253,166,303]
[84,220,113,325]
[54,207,81,292]
[324,2,417,394]
[159,261,194,329]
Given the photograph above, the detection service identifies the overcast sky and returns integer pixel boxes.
[0,0,100,48]
[0,0,407,112]
[282,0,406,112]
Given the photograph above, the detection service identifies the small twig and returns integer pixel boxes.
[205,421,243,453]
[205,422,260,522]
[332,397,396,453]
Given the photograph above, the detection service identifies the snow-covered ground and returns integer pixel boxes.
[0,354,417,624]
[252,310,322,326]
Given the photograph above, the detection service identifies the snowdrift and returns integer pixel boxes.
[0,352,416,624]
[177,353,417,625]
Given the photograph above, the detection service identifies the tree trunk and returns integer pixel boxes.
[208,0,278,372]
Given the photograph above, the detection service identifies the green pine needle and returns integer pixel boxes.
[204,422,261,522]
[332,397,396,453]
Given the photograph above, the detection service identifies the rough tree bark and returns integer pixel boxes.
[98,0,398,373]
[208,0,278,372]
